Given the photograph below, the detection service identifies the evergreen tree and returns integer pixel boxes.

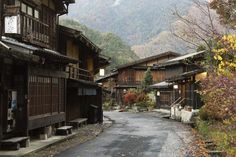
[140,67,153,92]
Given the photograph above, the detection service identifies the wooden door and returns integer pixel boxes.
[159,91,173,109]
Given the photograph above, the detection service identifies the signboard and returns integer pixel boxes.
[4,15,21,34]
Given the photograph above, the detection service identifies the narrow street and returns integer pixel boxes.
[56,112,196,157]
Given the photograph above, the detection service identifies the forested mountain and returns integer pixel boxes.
[63,0,203,57]
[60,19,139,70]
[66,0,192,45]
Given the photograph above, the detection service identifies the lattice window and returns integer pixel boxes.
[29,76,64,117]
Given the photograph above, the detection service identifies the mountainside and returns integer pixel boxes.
[66,0,192,46]
[60,19,139,70]
[131,31,190,58]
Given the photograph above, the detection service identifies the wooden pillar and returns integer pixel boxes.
[190,80,195,108]
[97,87,103,123]
[24,64,29,137]
[0,59,3,141]
[0,0,3,37]
[64,79,67,121]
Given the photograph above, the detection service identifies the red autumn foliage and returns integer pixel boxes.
[123,91,137,105]
[136,92,148,102]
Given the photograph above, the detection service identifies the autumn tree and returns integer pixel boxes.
[210,0,236,27]
[171,0,236,71]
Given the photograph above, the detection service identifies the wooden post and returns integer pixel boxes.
[0,0,4,38]
[24,64,29,137]
[0,59,3,141]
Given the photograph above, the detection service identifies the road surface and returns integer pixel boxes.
[56,111,195,157]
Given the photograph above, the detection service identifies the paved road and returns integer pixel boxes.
[56,112,194,157]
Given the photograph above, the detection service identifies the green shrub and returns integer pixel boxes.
[199,107,210,121]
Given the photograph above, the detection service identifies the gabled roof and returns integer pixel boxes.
[116,51,180,70]
[59,25,101,53]
[166,50,205,62]
[156,51,205,68]
[98,54,111,68]
[167,69,205,82]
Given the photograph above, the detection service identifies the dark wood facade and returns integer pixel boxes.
[97,52,180,105]
[0,0,75,143]
[58,26,108,124]
[2,0,74,49]
[153,51,206,109]
[98,51,205,109]
[0,41,75,142]
[115,52,179,88]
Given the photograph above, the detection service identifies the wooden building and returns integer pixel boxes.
[0,0,76,144]
[58,26,109,124]
[151,51,206,109]
[96,72,118,93]
[97,51,180,105]
[96,72,118,102]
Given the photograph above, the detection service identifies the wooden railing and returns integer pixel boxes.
[67,65,93,81]
[4,7,51,48]
[21,14,50,48]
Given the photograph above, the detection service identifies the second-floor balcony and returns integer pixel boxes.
[4,9,50,48]
[67,65,94,82]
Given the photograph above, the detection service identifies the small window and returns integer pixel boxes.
[27,6,33,16]
[34,10,39,19]
[21,3,27,13]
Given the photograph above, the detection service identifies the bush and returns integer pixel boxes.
[199,108,209,121]
[196,118,236,156]
[103,99,117,110]
[199,73,236,120]
[123,90,154,109]
[123,91,137,106]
